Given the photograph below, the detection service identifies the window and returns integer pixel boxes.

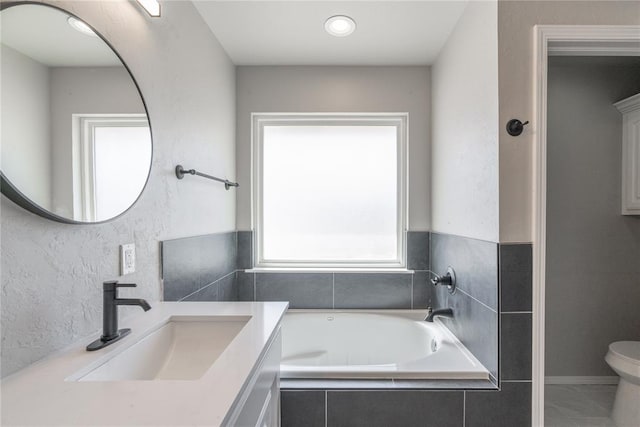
[252,113,407,269]
[72,114,151,221]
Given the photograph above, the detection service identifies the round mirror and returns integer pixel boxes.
[0,3,152,223]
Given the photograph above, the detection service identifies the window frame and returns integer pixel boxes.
[251,113,409,270]
[71,114,149,222]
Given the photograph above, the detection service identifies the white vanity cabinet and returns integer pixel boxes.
[223,330,282,427]
[615,93,640,215]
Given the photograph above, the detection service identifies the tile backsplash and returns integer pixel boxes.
[161,232,531,384]
[236,231,433,310]
[430,232,499,380]
[333,273,412,309]
[255,273,333,309]
[282,382,532,427]
[161,230,533,426]
[163,231,434,308]
[161,232,237,301]
[279,236,532,427]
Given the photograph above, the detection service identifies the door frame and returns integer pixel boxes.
[532,25,640,427]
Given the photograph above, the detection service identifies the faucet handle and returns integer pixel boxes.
[103,281,137,291]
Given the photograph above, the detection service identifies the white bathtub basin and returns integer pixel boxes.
[281,310,490,380]
[75,315,250,381]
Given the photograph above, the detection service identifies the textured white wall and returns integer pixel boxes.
[1,45,52,210]
[498,0,640,243]
[49,66,145,218]
[1,0,236,377]
[431,1,499,242]
[235,66,431,231]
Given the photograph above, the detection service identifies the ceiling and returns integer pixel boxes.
[1,4,122,67]
[193,1,468,66]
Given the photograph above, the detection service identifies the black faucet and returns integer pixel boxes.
[425,307,454,322]
[86,281,151,351]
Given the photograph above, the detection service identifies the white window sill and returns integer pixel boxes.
[244,268,415,274]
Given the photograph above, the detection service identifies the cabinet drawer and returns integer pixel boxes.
[223,329,281,427]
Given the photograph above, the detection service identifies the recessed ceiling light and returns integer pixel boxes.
[324,15,356,37]
[67,16,98,37]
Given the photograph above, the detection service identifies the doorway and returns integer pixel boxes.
[544,55,640,426]
[532,25,640,427]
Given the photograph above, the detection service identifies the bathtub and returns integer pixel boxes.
[280,310,490,380]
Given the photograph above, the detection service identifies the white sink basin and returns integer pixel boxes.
[75,315,251,381]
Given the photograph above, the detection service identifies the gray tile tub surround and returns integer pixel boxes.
[242,271,434,309]
[430,232,499,380]
[500,313,532,381]
[281,386,533,427]
[465,382,532,427]
[500,244,532,312]
[407,231,433,309]
[236,230,253,270]
[499,244,532,382]
[236,230,433,309]
[281,391,326,427]
[161,232,237,301]
[438,286,499,380]
[256,273,333,309]
[430,232,498,311]
[327,390,464,427]
[334,273,412,309]
[412,271,435,309]
[407,230,430,271]
[278,237,534,426]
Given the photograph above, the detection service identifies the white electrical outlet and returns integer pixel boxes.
[120,243,136,275]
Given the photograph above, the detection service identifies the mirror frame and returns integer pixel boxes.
[0,1,153,224]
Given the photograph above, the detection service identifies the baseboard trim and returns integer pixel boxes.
[545,376,619,385]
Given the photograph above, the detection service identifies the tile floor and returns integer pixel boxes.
[545,384,618,427]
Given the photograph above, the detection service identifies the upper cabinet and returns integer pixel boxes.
[615,93,640,216]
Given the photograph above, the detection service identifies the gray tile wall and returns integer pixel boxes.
[238,231,434,310]
[236,231,253,270]
[499,244,532,387]
[334,273,412,309]
[500,244,532,312]
[280,237,533,427]
[465,382,532,427]
[256,273,333,309]
[327,390,464,427]
[282,383,531,427]
[161,232,238,301]
[162,231,533,425]
[430,232,499,380]
[161,231,433,308]
[281,391,325,427]
[241,271,429,309]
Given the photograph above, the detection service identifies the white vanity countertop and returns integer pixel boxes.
[1,301,289,426]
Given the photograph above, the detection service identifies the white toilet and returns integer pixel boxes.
[605,341,640,427]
